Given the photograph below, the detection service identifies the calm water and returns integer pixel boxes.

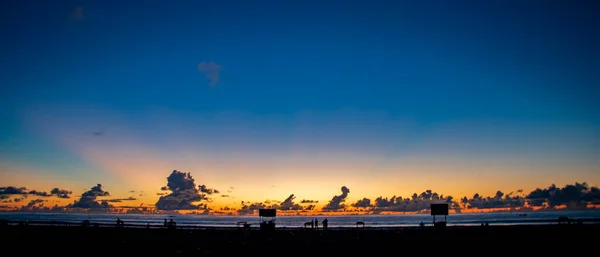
[2,210,600,228]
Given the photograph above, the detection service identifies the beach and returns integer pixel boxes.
[1,222,596,255]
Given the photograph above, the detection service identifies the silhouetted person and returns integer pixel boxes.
[116,218,122,227]
[419,221,424,228]
[322,218,328,230]
[314,218,318,230]
[164,218,168,228]
[485,222,489,227]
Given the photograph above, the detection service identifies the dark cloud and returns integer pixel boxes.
[461,191,523,209]
[238,202,267,215]
[155,170,215,210]
[105,197,137,203]
[0,186,72,199]
[0,186,28,195]
[199,185,220,195]
[526,182,600,208]
[341,182,599,213]
[352,198,371,208]
[197,61,222,87]
[221,195,230,198]
[358,190,459,213]
[322,186,350,211]
[238,194,305,215]
[278,194,303,210]
[50,188,73,198]
[66,184,112,209]
[128,190,135,193]
[300,199,318,204]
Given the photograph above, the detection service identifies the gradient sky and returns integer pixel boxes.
[1,0,599,210]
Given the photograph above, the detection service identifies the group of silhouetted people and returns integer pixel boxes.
[164,218,176,229]
[116,218,125,227]
[305,218,328,230]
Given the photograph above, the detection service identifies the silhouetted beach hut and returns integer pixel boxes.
[259,208,276,231]
[431,203,449,228]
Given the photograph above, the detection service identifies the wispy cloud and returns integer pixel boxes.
[198,61,222,87]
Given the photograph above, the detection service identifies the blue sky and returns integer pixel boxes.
[1,0,599,206]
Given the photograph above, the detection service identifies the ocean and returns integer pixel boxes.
[2,210,600,228]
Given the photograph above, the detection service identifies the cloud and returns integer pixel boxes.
[526,182,600,208]
[66,184,112,209]
[344,182,600,213]
[155,170,215,210]
[322,186,350,211]
[50,188,73,198]
[300,199,319,204]
[72,7,84,20]
[278,194,303,210]
[238,194,305,215]
[352,198,371,208]
[0,186,72,199]
[199,185,220,195]
[105,197,137,203]
[198,61,222,87]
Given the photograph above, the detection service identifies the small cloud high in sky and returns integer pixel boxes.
[0,1,599,214]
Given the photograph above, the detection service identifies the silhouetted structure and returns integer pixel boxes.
[259,209,276,231]
[431,203,449,229]
[558,216,570,224]
[356,221,365,228]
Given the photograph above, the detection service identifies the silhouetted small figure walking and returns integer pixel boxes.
[419,221,424,228]
[314,218,318,230]
[322,218,328,230]
[164,218,168,228]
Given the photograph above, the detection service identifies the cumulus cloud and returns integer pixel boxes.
[50,188,73,198]
[199,185,220,195]
[300,199,319,204]
[343,182,599,213]
[363,190,459,213]
[352,198,371,208]
[526,182,600,208]
[322,186,350,211]
[238,194,305,215]
[198,61,222,87]
[67,184,112,209]
[155,170,215,210]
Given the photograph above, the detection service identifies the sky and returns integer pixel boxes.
[1,0,599,213]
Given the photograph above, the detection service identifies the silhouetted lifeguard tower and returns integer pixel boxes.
[431,203,449,229]
[259,208,276,231]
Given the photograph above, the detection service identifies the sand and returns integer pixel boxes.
[1,223,596,255]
